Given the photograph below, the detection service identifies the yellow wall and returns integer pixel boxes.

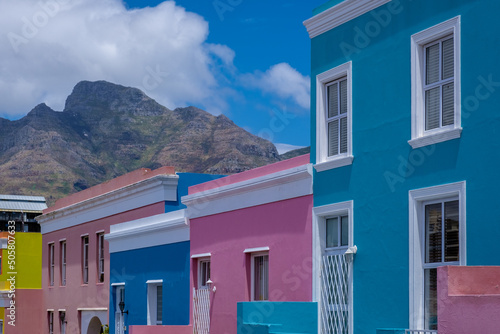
[0,232,42,289]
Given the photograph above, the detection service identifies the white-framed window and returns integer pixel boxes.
[409,16,461,149]
[315,61,353,172]
[48,311,54,334]
[60,241,66,286]
[97,232,105,283]
[313,201,354,334]
[82,236,89,284]
[251,252,269,301]
[147,280,163,325]
[198,259,211,289]
[49,243,55,286]
[409,181,466,330]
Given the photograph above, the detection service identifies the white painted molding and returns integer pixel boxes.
[244,247,270,253]
[408,128,462,148]
[77,308,108,311]
[106,210,189,253]
[182,164,313,219]
[304,0,391,38]
[146,279,163,284]
[38,175,179,234]
[191,253,211,259]
[314,156,354,172]
[58,309,66,312]
[111,282,125,287]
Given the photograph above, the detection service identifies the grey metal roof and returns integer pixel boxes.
[0,194,47,213]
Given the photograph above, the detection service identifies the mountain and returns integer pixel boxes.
[0,81,284,205]
[279,146,310,160]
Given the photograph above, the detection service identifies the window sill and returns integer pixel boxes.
[408,128,462,149]
[314,155,353,172]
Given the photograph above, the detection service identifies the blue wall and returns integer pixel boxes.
[165,172,225,212]
[109,241,190,332]
[310,0,500,332]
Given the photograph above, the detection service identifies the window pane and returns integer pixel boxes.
[254,255,269,301]
[156,285,163,324]
[444,200,459,262]
[425,87,441,130]
[442,82,454,126]
[328,83,339,118]
[328,120,339,156]
[341,216,349,246]
[424,268,438,330]
[442,37,454,80]
[340,79,347,115]
[326,217,339,248]
[340,117,348,154]
[426,43,440,85]
[425,203,442,263]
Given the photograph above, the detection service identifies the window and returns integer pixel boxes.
[409,181,466,330]
[198,259,211,289]
[48,311,54,334]
[313,201,354,334]
[114,285,125,334]
[82,236,89,284]
[97,233,105,283]
[147,280,163,325]
[49,243,55,286]
[251,253,269,301]
[410,16,461,148]
[0,251,2,275]
[315,61,353,172]
[59,311,66,334]
[60,241,66,286]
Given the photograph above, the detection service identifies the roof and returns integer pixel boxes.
[0,195,48,213]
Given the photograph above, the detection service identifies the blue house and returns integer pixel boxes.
[304,0,500,333]
[105,172,223,334]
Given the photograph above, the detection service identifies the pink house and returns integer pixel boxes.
[38,167,178,334]
[182,155,315,334]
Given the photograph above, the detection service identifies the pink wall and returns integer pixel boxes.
[5,290,43,334]
[42,202,165,334]
[190,194,313,334]
[188,154,310,194]
[438,266,500,334]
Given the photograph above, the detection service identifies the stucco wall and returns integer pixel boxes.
[438,266,500,334]
[190,194,313,334]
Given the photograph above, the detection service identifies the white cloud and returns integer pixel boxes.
[274,143,307,155]
[0,0,236,117]
[244,62,310,111]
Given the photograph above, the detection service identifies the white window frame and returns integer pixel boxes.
[146,280,163,325]
[198,258,211,289]
[49,243,55,286]
[409,16,461,149]
[315,61,353,172]
[114,285,125,334]
[312,200,354,332]
[60,241,66,286]
[97,232,105,283]
[409,181,466,329]
[82,236,89,284]
[250,252,269,301]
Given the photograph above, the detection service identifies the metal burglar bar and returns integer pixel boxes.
[320,253,350,334]
[405,330,438,334]
[193,287,211,334]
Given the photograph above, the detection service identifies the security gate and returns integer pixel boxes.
[320,253,351,334]
[193,288,211,334]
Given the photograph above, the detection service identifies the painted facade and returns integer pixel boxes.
[304,0,500,333]
[37,167,224,334]
[105,173,224,334]
[182,154,315,334]
[0,195,46,334]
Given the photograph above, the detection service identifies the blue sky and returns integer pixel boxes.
[0,0,326,152]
